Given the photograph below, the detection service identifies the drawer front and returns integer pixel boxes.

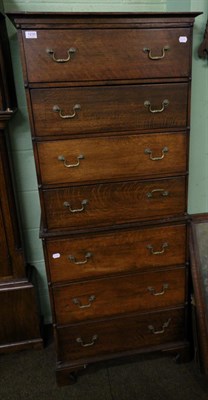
[57,307,186,362]
[45,224,187,283]
[37,132,187,185]
[22,28,191,83]
[42,177,186,231]
[31,83,188,137]
[53,268,186,324]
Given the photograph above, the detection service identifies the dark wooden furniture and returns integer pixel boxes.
[0,13,42,352]
[198,18,208,58]
[8,12,200,384]
[190,214,208,375]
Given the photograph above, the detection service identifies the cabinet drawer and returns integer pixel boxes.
[42,177,186,231]
[31,83,188,137]
[53,268,186,324]
[45,224,187,283]
[56,307,186,363]
[22,28,191,83]
[37,132,187,186]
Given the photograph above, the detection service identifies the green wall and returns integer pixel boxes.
[3,0,208,323]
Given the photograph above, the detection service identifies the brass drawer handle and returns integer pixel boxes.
[58,154,84,168]
[144,146,169,161]
[53,104,81,119]
[68,252,92,265]
[144,99,169,113]
[63,199,88,213]
[147,242,168,255]
[46,47,76,63]
[76,334,98,347]
[72,295,96,309]
[148,283,169,296]
[143,46,170,60]
[146,189,169,199]
[148,318,171,335]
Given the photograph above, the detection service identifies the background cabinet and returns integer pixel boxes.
[190,214,208,376]
[0,12,42,352]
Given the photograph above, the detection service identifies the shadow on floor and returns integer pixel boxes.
[0,339,208,400]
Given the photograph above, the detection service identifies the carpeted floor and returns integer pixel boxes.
[0,340,208,400]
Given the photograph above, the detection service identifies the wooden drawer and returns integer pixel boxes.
[31,83,188,137]
[22,28,191,83]
[53,267,186,325]
[37,132,187,186]
[45,224,187,283]
[42,176,186,231]
[56,307,186,363]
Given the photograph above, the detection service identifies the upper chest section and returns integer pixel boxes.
[9,12,199,85]
[21,27,192,83]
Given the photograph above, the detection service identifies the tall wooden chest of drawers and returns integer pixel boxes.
[9,12,200,384]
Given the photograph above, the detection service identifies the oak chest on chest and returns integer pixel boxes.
[8,11,200,385]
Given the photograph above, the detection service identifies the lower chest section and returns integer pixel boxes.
[52,267,186,325]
